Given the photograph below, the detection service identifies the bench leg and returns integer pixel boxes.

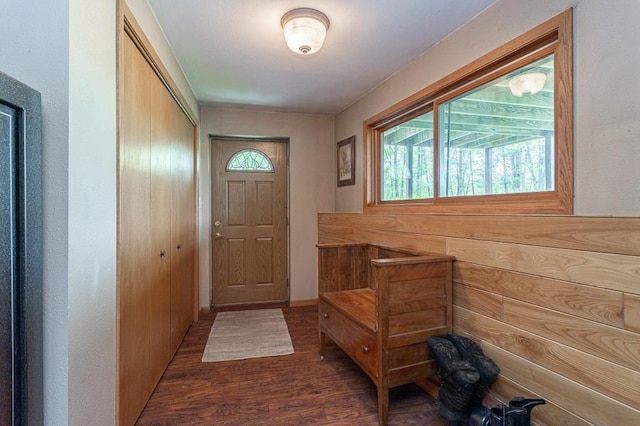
[319,330,326,361]
[377,384,389,425]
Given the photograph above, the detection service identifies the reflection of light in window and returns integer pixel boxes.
[227,149,274,172]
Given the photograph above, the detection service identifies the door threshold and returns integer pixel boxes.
[211,300,289,312]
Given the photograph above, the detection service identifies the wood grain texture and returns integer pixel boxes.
[388,362,437,388]
[318,213,397,235]
[454,261,623,327]
[483,343,640,425]
[320,289,376,333]
[389,309,446,336]
[388,343,428,369]
[319,299,379,380]
[388,279,446,315]
[119,25,197,424]
[447,237,640,293]
[396,214,640,256]
[317,212,640,425]
[453,284,503,321]
[355,229,447,254]
[503,299,640,372]
[137,306,447,425]
[118,32,153,426]
[317,245,368,293]
[625,294,640,333]
[388,327,448,350]
[454,306,640,411]
[211,139,288,306]
[318,243,453,424]
[148,65,173,385]
[170,99,195,353]
[489,374,589,426]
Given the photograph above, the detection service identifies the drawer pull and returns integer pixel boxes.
[362,345,369,354]
[323,312,329,319]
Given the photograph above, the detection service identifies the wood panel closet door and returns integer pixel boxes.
[118,31,196,425]
[170,104,195,352]
[119,33,153,426]
[148,72,174,381]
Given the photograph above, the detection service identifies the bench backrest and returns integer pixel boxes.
[317,243,420,292]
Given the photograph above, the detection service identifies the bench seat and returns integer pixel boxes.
[317,242,454,425]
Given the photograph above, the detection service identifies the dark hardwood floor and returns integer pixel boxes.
[136,305,447,425]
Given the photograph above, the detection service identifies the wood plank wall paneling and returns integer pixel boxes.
[447,238,640,294]
[454,262,623,327]
[317,213,640,425]
[395,215,640,256]
[625,294,640,333]
[489,375,589,426]
[454,306,640,411]
[484,343,640,425]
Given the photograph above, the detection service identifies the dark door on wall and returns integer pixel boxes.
[0,102,17,425]
[0,71,43,425]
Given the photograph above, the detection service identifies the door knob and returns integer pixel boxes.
[214,232,225,240]
[214,221,222,227]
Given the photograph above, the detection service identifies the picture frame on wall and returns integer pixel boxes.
[337,135,355,187]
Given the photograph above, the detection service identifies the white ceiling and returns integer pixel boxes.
[147,0,496,115]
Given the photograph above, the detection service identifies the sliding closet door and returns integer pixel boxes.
[170,105,195,352]
[119,33,153,425]
[118,26,196,424]
[148,69,174,381]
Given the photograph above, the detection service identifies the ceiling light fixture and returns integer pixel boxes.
[508,72,547,97]
[281,8,330,55]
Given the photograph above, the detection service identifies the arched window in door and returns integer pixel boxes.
[226,149,274,172]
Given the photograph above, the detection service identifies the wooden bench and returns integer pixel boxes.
[317,243,454,425]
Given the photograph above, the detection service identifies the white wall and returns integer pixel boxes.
[2,0,199,424]
[0,1,70,424]
[335,0,640,216]
[68,0,117,424]
[199,108,335,307]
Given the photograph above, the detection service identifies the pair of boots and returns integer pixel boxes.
[427,334,500,423]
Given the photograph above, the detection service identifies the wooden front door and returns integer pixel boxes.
[211,138,288,307]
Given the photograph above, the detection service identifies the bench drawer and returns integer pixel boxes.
[319,299,378,379]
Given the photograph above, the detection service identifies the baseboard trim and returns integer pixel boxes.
[289,299,318,308]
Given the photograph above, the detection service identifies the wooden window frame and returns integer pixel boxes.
[364,9,573,214]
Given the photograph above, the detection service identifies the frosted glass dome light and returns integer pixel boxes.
[281,8,330,55]
[508,72,547,97]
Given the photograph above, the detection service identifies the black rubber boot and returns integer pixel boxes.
[489,404,527,426]
[447,334,500,406]
[427,337,481,422]
[508,397,545,426]
[468,405,491,426]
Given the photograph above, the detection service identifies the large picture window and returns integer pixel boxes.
[439,54,554,198]
[381,109,434,201]
[365,10,572,214]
